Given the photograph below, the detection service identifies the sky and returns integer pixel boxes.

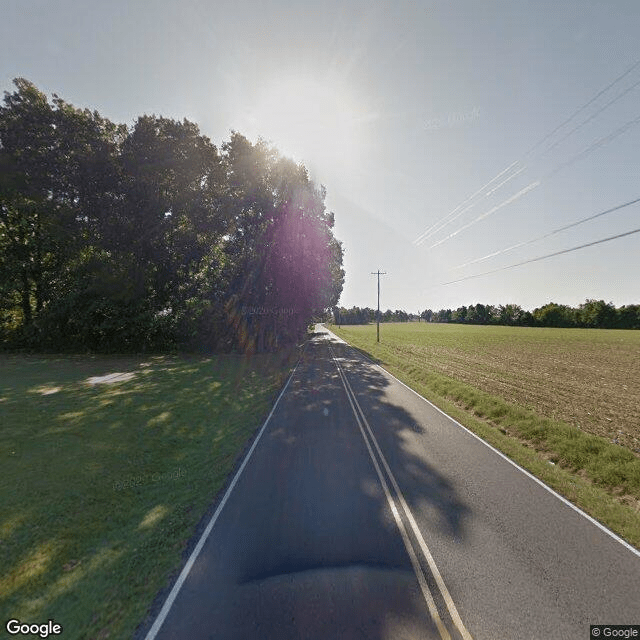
[3,0,640,313]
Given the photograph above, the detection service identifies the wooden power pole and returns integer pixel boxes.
[371,270,386,342]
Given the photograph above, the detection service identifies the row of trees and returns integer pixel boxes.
[421,300,640,329]
[333,300,640,329]
[0,79,345,352]
[333,307,417,324]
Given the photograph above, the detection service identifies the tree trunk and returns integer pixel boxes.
[34,242,44,313]
[257,324,265,354]
[21,270,32,326]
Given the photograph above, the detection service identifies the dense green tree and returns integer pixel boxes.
[466,303,489,324]
[0,80,344,352]
[220,133,343,351]
[433,308,452,323]
[578,299,617,329]
[420,309,433,322]
[332,306,376,325]
[0,79,66,328]
[451,305,468,323]
[520,310,535,326]
[416,300,638,329]
[498,303,525,326]
[617,305,640,329]
[532,302,577,328]
[0,79,127,341]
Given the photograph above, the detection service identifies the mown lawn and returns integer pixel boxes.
[0,350,297,639]
[330,322,640,549]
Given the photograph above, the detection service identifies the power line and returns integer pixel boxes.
[429,111,640,250]
[413,161,520,245]
[523,57,640,158]
[453,196,640,270]
[484,164,527,197]
[413,57,640,247]
[442,227,640,285]
[543,112,640,180]
[415,163,528,246]
[541,75,640,158]
[429,181,540,249]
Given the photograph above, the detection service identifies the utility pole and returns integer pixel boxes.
[371,270,386,342]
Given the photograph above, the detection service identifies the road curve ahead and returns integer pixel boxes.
[143,325,640,640]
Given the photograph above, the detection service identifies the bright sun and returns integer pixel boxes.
[245,76,372,175]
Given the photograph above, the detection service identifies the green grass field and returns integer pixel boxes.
[3,324,639,637]
[330,322,640,549]
[0,350,297,639]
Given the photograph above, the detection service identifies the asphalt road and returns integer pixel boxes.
[143,325,640,640]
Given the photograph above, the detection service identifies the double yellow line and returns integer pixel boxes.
[329,343,473,640]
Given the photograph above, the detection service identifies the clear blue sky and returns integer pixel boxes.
[3,0,639,312]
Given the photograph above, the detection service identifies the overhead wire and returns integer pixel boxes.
[415,163,528,247]
[521,57,640,157]
[540,75,640,158]
[483,164,527,197]
[441,227,640,285]
[542,112,640,180]
[429,181,540,249]
[452,196,640,269]
[429,111,640,250]
[412,161,520,245]
[413,57,640,247]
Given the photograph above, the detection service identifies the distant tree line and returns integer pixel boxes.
[420,300,640,329]
[0,79,344,352]
[332,307,418,325]
[333,300,640,329]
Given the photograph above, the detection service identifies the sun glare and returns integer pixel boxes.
[245,76,372,174]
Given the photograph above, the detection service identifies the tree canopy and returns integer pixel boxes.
[419,300,639,329]
[0,79,344,352]
[333,300,640,329]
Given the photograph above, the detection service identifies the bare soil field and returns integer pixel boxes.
[332,323,640,454]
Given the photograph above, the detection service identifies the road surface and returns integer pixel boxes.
[141,325,640,639]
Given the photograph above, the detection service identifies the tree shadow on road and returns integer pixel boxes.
[323,336,470,544]
[217,332,473,639]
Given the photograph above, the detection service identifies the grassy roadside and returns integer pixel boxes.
[0,348,299,640]
[329,323,640,551]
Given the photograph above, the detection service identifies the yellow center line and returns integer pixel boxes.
[329,343,451,640]
[329,339,474,640]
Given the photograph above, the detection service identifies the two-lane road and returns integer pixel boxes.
[141,325,640,639]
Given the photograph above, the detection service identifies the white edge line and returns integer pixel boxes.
[321,325,640,560]
[143,360,301,640]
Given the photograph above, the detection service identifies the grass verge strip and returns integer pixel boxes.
[330,324,640,551]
